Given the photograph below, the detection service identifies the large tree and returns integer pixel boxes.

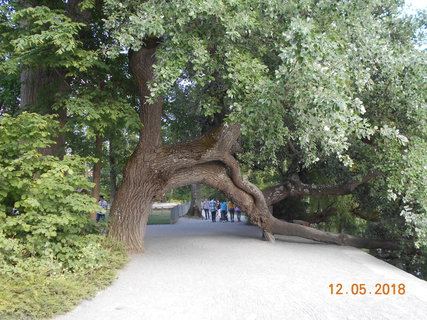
[104,0,426,252]
[2,0,424,253]
[0,0,99,156]
[1,0,139,207]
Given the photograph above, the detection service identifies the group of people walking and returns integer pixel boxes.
[202,198,242,222]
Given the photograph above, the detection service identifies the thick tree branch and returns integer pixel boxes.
[165,162,398,249]
[165,162,255,213]
[157,123,241,171]
[220,154,272,230]
[163,154,398,249]
[264,171,380,206]
[129,43,163,150]
[350,208,380,222]
[165,159,274,240]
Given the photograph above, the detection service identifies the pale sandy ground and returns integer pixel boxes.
[56,217,427,320]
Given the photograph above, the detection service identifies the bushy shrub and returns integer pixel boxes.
[0,237,128,320]
[0,112,105,270]
[0,113,128,319]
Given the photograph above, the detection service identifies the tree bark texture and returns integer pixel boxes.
[109,41,165,252]
[18,0,93,158]
[90,135,103,219]
[262,172,380,206]
[20,66,68,157]
[187,184,203,218]
[109,42,398,252]
[109,138,117,204]
[269,217,398,250]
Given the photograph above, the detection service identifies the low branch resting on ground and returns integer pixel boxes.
[165,161,398,250]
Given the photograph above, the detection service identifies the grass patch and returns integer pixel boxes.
[147,210,171,225]
[0,238,129,320]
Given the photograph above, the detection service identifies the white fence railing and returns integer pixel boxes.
[170,202,190,223]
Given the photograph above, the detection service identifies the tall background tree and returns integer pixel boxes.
[1,0,139,206]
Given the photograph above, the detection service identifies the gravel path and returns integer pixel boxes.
[56,217,427,320]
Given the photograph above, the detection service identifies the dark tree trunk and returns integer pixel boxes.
[20,67,46,108]
[18,0,93,158]
[20,66,68,158]
[109,160,159,252]
[90,135,103,219]
[109,138,117,204]
[186,184,203,218]
[109,39,245,251]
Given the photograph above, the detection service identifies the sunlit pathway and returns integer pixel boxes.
[56,217,427,320]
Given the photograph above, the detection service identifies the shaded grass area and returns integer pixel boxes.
[0,239,129,320]
[147,209,171,225]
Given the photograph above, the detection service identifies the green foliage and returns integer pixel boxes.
[0,112,129,318]
[162,185,192,204]
[0,112,95,269]
[0,4,97,74]
[1,0,141,205]
[317,196,368,235]
[0,72,20,115]
[104,0,426,167]
[0,237,128,320]
[64,87,140,138]
[104,0,292,162]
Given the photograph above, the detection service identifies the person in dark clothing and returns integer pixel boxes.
[220,201,228,222]
[97,195,108,222]
[228,200,235,222]
[216,200,221,221]
[235,206,242,222]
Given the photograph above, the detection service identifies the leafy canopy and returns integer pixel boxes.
[0,3,98,75]
[104,0,425,163]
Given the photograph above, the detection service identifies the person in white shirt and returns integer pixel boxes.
[202,198,210,220]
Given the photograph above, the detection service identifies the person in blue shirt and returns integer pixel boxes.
[220,200,228,222]
[209,198,217,222]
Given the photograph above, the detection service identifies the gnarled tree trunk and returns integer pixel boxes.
[109,39,164,252]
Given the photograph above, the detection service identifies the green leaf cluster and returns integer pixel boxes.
[0,113,129,318]
[0,112,107,273]
[0,237,128,320]
[0,3,97,75]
